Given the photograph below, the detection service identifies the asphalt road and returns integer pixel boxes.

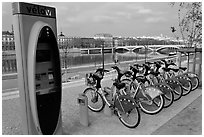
[2,75,202,135]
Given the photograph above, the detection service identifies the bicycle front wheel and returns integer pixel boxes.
[139,95,164,115]
[188,76,199,91]
[117,107,140,128]
[155,84,174,108]
[165,79,183,101]
[115,96,140,128]
[83,87,105,112]
[176,76,192,96]
[171,84,183,101]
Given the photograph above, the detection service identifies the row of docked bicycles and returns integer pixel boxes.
[83,58,200,128]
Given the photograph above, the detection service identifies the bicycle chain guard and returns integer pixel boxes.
[114,95,137,113]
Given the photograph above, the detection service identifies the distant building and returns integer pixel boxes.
[2,31,16,74]
[2,31,15,51]
[58,32,82,49]
[113,37,124,47]
[80,38,95,48]
[58,32,70,50]
[94,33,113,48]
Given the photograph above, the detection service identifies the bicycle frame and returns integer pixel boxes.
[96,82,127,109]
[132,82,148,99]
[129,80,160,101]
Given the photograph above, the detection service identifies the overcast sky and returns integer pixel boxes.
[2,2,182,37]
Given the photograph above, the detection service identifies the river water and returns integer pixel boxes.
[2,50,169,74]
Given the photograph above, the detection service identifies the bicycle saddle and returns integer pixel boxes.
[161,59,176,68]
[153,61,162,72]
[112,66,132,80]
[135,76,149,84]
[93,68,110,80]
[130,65,139,72]
[113,80,126,90]
[92,72,103,80]
[179,67,187,71]
[170,68,179,72]
[162,67,171,72]
[123,69,133,77]
[142,64,151,76]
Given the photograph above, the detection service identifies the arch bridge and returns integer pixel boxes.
[115,45,184,53]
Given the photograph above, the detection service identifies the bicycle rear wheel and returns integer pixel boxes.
[83,87,105,112]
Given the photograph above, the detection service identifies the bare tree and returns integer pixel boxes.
[170,2,202,47]
[60,40,70,74]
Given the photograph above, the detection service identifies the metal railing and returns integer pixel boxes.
[176,47,202,85]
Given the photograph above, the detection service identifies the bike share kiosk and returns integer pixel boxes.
[12,2,62,134]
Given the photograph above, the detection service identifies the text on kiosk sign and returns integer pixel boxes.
[12,2,56,18]
[27,6,52,17]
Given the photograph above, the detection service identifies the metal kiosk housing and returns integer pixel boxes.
[12,2,62,135]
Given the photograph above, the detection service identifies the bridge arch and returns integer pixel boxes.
[115,47,129,53]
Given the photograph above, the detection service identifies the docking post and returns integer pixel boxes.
[176,52,181,68]
[192,48,196,73]
[77,93,89,126]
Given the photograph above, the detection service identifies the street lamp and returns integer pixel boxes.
[101,43,104,75]
[143,44,147,63]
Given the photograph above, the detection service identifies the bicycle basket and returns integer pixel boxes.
[94,71,103,79]
[85,73,96,86]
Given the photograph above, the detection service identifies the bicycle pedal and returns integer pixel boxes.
[109,104,114,109]
[104,91,109,96]
[113,110,117,115]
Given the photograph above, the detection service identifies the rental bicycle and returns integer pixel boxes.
[163,59,199,92]
[83,68,140,128]
[160,59,193,96]
[121,65,164,115]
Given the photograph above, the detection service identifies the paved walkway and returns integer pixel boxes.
[152,95,202,135]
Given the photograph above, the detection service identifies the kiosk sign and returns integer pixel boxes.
[12,2,56,18]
